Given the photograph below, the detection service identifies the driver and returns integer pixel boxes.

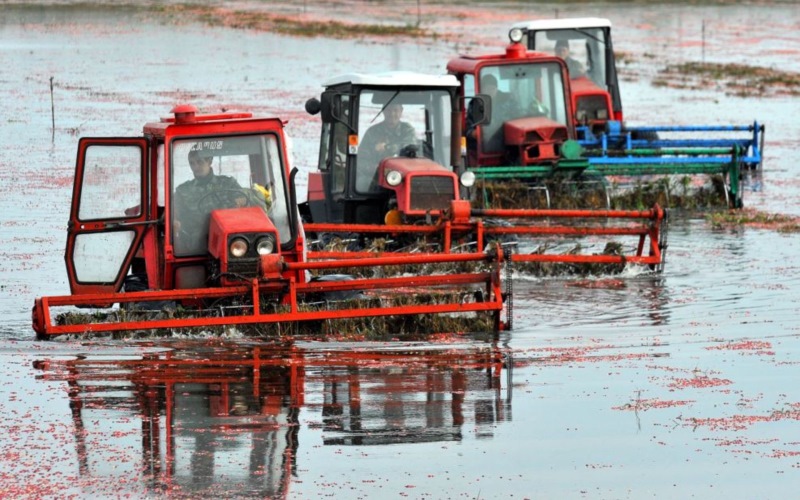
[173,148,247,254]
[357,103,416,190]
[555,40,585,78]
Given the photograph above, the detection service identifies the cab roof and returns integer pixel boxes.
[446,48,562,75]
[511,18,612,31]
[323,71,459,89]
[142,105,285,137]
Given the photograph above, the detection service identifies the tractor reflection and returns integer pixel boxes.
[33,341,511,497]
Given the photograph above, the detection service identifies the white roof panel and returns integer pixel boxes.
[323,71,459,89]
[511,18,612,31]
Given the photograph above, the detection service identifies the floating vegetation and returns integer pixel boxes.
[654,61,800,97]
[707,208,800,233]
[156,5,428,39]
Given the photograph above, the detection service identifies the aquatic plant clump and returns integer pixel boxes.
[707,208,800,233]
[157,5,428,39]
[654,61,800,97]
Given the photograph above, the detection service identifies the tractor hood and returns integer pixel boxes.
[379,156,454,178]
[378,157,459,217]
[208,206,281,285]
[503,116,569,165]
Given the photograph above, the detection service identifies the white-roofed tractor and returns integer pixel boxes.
[302,72,477,230]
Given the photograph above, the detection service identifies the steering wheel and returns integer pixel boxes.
[195,189,251,212]
[398,143,419,158]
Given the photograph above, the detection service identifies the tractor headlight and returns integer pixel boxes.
[230,237,249,258]
[509,28,524,44]
[385,170,403,187]
[255,235,276,255]
[460,170,476,188]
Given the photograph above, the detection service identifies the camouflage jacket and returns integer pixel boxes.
[173,173,243,254]
[174,173,243,217]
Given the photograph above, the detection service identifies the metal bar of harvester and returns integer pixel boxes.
[34,275,502,336]
[470,207,660,219]
[289,252,499,270]
[586,147,737,157]
[625,125,758,133]
[38,297,503,336]
[626,140,752,148]
[33,251,506,337]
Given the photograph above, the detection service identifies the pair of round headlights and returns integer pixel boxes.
[383,170,476,188]
[230,235,275,258]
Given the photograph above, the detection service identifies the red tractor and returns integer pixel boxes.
[31,105,508,338]
[509,18,629,141]
[446,37,606,208]
[509,18,765,208]
[447,40,577,173]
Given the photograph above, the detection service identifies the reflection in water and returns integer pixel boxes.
[317,354,510,446]
[33,341,511,497]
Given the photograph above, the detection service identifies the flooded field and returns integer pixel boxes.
[1,1,800,497]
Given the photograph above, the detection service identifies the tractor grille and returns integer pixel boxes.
[227,258,259,278]
[409,176,455,211]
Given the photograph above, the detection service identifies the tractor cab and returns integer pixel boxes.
[62,105,302,299]
[303,72,474,226]
[447,38,575,169]
[510,18,621,138]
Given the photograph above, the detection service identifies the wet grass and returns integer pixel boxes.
[654,62,800,97]
[707,208,800,233]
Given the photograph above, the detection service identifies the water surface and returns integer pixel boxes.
[1,2,799,498]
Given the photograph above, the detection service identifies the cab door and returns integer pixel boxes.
[65,138,150,295]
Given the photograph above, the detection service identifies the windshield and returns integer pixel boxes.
[532,28,608,88]
[355,89,452,194]
[476,62,568,154]
[170,134,290,257]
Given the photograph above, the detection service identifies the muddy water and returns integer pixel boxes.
[1,2,799,498]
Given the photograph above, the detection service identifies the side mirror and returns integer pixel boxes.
[305,98,321,116]
[471,94,493,126]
